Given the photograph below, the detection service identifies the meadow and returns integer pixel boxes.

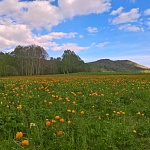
[0,73,150,150]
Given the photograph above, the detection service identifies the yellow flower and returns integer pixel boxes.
[21,140,29,146]
[16,132,23,139]
[6,105,9,108]
[133,130,136,133]
[98,117,101,120]
[137,112,141,115]
[72,110,75,113]
[106,113,109,116]
[68,120,71,124]
[30,123,36,128]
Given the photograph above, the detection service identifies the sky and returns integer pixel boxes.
[0,0,150,67]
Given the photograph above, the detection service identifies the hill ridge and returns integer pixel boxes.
[87,59,149,72]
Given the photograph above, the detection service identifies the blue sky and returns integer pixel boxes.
[0,0,150,67]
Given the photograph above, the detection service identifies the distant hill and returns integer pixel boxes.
[87,59,149,72]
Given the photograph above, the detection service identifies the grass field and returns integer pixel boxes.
[0,73,150,150]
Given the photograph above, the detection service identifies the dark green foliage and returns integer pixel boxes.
[0,47,89,76]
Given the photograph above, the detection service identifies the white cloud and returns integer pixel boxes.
[0,23,82,51]
[36,32,77,42]
[144,9,150,16]
[58,0,111,18]
[111,8,140,24]
[0,0,111,30]
[110,7,124,15]
[147,22,150,26]
[0,0,111,52]
[50,43,89,52]
[87,27,98,33]
[96,42,110,48]
[79,35,84,38]
[118,24,143,32]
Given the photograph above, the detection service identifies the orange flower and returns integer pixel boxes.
[16,132,23,139]
[67,109,71,113]
[17,105,22,110]
[100,94,104,97]
[51,120,56,124]
[116,112,120,115]
[58,97,62,101]
[59,118,64,123]
[49,102,52,105]
[122,112,125,115]
[80,111,84,115]
[21,140,29,146]
[55,116,60,120]
[72,101,76,105]
[57,131,63,136]
[46,121,51,126]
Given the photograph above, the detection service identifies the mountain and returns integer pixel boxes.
[87,59,149,72]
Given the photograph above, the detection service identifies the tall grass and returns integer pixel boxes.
[0,74,150,149]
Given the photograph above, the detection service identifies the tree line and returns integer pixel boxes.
[0,45,90,76]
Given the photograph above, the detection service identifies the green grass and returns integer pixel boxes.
[0,74,150,149]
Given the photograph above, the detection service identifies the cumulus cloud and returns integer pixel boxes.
[50,43,89,52]
[0,0,111,52]
[118,24,143,32]
[0,0,111,30]
[110,6,124,15]
[147,22,150,26]
[0,23,81,51]
[144,9,150,16]
[87,27,98,33]
[58,0,111,18]
[111,8,140,24]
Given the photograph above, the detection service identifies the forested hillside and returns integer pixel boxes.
[0,45,149,76]
[88,59,149,72]
[0,45,89,76]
